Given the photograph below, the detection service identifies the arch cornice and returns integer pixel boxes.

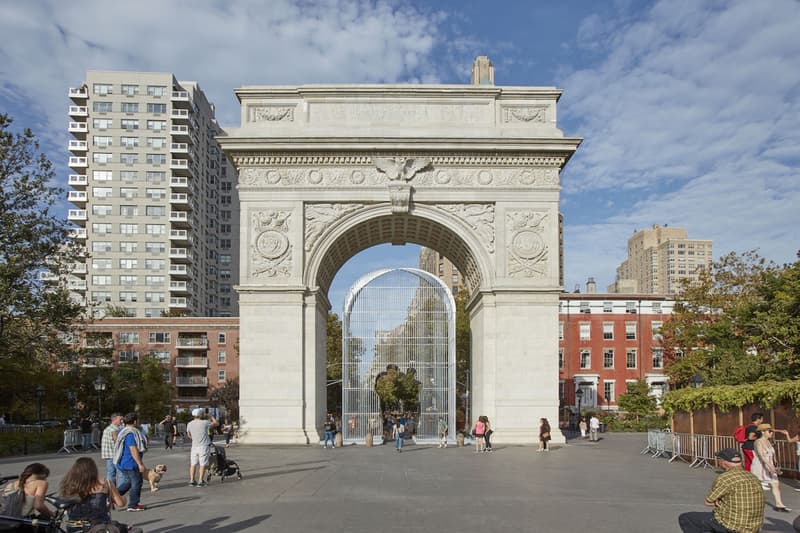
[304,203,495,296]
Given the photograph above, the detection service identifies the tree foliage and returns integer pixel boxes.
[662,250,799,388]
[616,379,657,420]
[0,114,85,374]
[136,354,173,423]
[662,380,800,413]
[210,378,239,422]
[375,365,420,412]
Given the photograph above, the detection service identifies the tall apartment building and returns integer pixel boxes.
[610,224,712,294]
[418,248,465,295]
[66,71,239,318]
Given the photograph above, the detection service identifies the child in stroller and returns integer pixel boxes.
[205,443,242,483]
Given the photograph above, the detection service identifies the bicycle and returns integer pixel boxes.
[1,473,81,532]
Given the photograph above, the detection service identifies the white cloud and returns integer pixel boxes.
[560,0,800,290]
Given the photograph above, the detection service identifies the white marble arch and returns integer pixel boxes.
[218,83,581,445]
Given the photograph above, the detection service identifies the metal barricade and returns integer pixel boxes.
[91,428,101,449]
[653,430,674,458]
[642,429,660,455]
[669,432,692,464]
[774,439,799,474]
[58,429,81,454]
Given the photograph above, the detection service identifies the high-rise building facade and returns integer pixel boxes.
[610,224,712,294]
[67,71,239,317]
[418,248,465,295]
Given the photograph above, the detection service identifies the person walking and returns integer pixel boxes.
[678,448,763,532]
[538,418,552,452]
[751,423,791,512]
[482,416,494,452]
[392,420,404,452]
[160,415,177,450]
[186,408,218,487]
[579,417,588,438]
[473,417,486,453]
[101,413,123,483]
[113,412,148,512]
[741,412,764,472]
[80,417,93,451]
[438,418,448,448]
[589,414,600,442]
[223,421,234,448]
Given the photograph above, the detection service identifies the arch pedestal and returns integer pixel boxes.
[219,83,581,445]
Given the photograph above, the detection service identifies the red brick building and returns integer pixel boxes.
[559,293,674,413]
[75,317,239,411]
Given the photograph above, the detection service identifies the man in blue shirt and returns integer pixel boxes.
[113,412,148,512]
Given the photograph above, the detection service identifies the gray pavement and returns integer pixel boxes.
[1,433,798,532]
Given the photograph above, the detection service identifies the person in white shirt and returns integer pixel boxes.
[589,415,600,442]
[186,409,218,487]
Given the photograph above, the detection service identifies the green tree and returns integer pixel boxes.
[136,354,172,423]
[210,378,239,422]
[375,365,420,412]
[616,379,657,420]
[0,114,85,417]
[454,289,471,429]
[326,312,343,414]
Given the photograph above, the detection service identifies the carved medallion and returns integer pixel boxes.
[502,106,547,123]
[250,210,292,278]
[507,210,548,278]
[437,204,495,254]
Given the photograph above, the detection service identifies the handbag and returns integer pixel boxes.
[542,431,551,439]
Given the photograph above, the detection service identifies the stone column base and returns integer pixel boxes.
[238,427,310,445]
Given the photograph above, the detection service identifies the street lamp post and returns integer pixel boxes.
[575,388,584,429]
[691,373,704,389]
[94,376,106,421]
[35,386,46,425]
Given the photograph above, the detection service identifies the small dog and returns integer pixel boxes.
[145,464,167,492]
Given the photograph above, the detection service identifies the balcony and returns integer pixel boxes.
[68,156,88,169]
[69,228,87,240]
[169,280,188,292]
[68,140,87,152]
[171,90,190,103]
[68,106,88,117]
[71,263,87,275]
[176,336,208,349]
[68,122,88,136]
[170,142,188,154]
[170,159,189,175]
[67,209,87,222]
[169,211,190,227]
[170,193,190,209]
[169,264,189,278]
[67,280,87,291]
[69,87,88,100]
[169,229,191,243]
[39,271,59,282]
[68,174,87,188]
[176,376,208,387]
[175,356,208,368]
[169,247,190,261]
[169,297,188,308]
[170,109,190,121]
[67,190,87,205]
[170,176,189,191]
[170,124,190,139]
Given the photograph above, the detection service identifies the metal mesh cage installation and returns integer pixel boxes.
[342,268,456,444]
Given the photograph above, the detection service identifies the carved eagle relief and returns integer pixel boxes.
[373,157,430,182]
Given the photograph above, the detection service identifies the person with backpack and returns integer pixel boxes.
[737,412,764,472]
[323,414,335,449]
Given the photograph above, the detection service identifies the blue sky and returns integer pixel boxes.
[1,0,798,313]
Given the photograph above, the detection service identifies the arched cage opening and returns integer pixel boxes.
[342,268,456,444]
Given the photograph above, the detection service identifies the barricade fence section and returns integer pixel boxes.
[58,429,81,454]
[645,431,799,475]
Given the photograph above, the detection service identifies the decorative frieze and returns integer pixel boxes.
[436,204,495,254]
[502,105,547,123]
[232,153,566,168]
[506,210,548,278]
[249,209,293,278]
[304,204,363,252]
[248,105,295,123]
[310,102,489,126]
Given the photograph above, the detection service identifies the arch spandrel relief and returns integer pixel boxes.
[435,204,495,255]
[248,209,293,279]
[304,204,364,252]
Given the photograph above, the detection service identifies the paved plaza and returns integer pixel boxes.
[1,433,798,532]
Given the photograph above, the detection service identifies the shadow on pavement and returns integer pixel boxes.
[761,516,794,531]
[148,514,272,532]
[143,496,201,509]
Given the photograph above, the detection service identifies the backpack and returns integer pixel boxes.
[734,425,747,444]
[0,485,25,528]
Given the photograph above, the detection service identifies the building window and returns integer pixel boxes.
[121,102,139,113]
[626,302,637,314]
[626,349,637,369]
[144,308,162,318]
[603,301,613,313]
[604,381,615,404]
[118,332,139,344]
[119,275,137,286]
[146,120,166,131]
[121,84,139,96]
[652,348,664,369]
[145,242,166,253]
[119,136,139,148]
[92,241,112,252]
[119,205,138,217]
[218,370,226,382]
[153,350,170,362]
[93,118,113,129]
[149,332,171,344]
[146,137,167,148]
[218,351,227,364]
[579,323,590,340]
[558,348,564,369]
[92,204,112,216]
[146,85,167,97]
[145,259,165,271]
[92,275,111,286]
[91,291,111,303]
[119,241,137,253]
[559,322,564,340]
[93,83,113,95]
[93,170,113,181]
[603,349,614,368]
[145,275,165,286]
[603,322,614,340]
[579,301,590,314]
[119,291,137,303]
[146,171,166,183]
[625,322,636,340]
[120,187,138,199]
[145,292,165,303]
[145,224,166,235]
[146,153,166,165]
[93,135,113,147]
[146,188,165,200]
[93,152,113,164]
[580,349,591,369]
[119,258,138,270]
[652,321,663,341]
[92,223,112,234]
[119,350,139,362]
[120,119,139,130]
[147,103,167,114]
[652,302,662,314]
[92,259,112,270]
[119,223,138,235]
[218,333,226,344]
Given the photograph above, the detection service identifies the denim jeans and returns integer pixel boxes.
[117,468,143,508]
[82,433,91,450]
[396,436,403,450]
[324,430,335,447]
[105,458,118,483]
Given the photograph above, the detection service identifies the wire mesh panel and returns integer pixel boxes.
[342,268,456,444]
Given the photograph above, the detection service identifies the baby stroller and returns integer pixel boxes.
[205,443,242,483]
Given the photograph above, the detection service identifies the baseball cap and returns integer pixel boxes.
[715,448,741,462]
[192,408,203,417]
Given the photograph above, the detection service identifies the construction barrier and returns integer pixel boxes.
[58,429,82,454]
